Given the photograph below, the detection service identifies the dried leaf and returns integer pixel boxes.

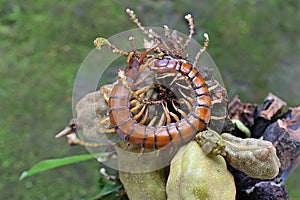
[260,93,287,120]
[278,107,300,141]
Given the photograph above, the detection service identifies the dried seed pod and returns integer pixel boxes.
[166,141,236,200]
[221,133,280,179]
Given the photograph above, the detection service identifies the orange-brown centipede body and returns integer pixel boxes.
[108,50,212,149]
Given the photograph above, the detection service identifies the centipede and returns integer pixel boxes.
[94,9,214,153]
[109,52,211,150]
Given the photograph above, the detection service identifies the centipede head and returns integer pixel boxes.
[125,52,141,80]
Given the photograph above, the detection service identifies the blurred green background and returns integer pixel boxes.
[1,0,299,199]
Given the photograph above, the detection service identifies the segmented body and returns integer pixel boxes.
[108,52,212,149]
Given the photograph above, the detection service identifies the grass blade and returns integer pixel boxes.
[20,153,108,180]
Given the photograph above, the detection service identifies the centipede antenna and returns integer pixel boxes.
[193,33,209,67]
[164,25,176,49]
[126,8,169,48]
[149,28,170,50]
[181,14,195,53]
[176,34,184,54]
[94,37,129,56]
[126,9,150,37]
[129,36,136,52]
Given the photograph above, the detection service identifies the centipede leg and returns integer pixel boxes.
[162,101,180,122]
[172,99,187,118]
[100,86,112,103]
[138,148,145,157]
[155,72,177,80]
[178,88,194,104]
[99,117,116,133]
[175,82,192,90]
[162,102,172,124]
[124,142,130,150]
[148,115,158,126]
[211,99,223,104]
[169,112,180,122]
[134,85,155,96]
[156,149,161,157]
[138,56,156,74]
[130,99,138,106]
[170,74,187,86]
[139,107,149,124]
[98,128,116,134]
[210,115,227,120]
[99,117,110,124]
[208,84,219,92]
[178,98,193,112]
[135,72,155,87]
[130,103,144,113]
[210,92,227,121]
[156,72,186,87]
[133,104,147,120]
[157,111,166,127]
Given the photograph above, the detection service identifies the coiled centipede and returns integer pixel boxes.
[108,51,211,150]
[92,9,221,154]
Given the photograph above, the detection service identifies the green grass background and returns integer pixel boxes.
[1,0,299,199]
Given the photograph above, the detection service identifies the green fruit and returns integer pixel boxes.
[116,144,167,200]
[119,168,167,200]
[167,141,236,200]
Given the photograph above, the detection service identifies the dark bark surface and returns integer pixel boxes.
[227,94,300,200]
